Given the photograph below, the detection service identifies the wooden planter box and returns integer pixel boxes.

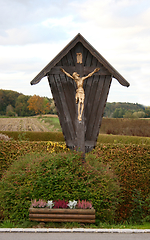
[29,207,95,223]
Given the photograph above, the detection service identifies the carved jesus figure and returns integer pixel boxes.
[60,67,100,121]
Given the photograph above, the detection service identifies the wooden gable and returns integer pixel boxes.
[31,33,129,152]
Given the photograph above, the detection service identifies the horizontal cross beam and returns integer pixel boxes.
[48,66,110,76]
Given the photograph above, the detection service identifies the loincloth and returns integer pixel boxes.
[75,89,85,103]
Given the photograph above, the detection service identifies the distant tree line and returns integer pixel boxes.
[0,89,150,118]
[0,89,57,116]
[104,102,150,118]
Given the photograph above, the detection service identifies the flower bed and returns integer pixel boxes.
[29,199,95,223]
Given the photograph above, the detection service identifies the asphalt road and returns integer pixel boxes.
[0,233,150,240]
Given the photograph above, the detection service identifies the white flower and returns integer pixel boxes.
[47,200,54,208]
[67,200,77,209]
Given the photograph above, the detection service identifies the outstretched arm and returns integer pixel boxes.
[60,68,74,79]
[82,68,100,80]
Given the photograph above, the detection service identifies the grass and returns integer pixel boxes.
[0,220,150,229]
[97,134,150,145]
[38,116,62,132]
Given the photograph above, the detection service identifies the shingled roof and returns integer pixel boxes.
[30,33,129,87]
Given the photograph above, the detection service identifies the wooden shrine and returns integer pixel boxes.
[30,33,130,154]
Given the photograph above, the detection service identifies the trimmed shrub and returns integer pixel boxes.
[0,151,119,223]
[0,131,65,142]
[0,141,149,223]
[0,141,70,179]
[100,118,150,137]
[0,140,48,179]
[93,144,150,222]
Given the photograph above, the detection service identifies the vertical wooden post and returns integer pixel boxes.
[75,45,85,162]
[76,114,85,160]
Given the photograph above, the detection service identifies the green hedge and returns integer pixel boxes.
[93,144,150,223]
[97,134,150,145]
[0,131,65,142]
[0,141,150,223]
[1,131,150,145]
[0,152,119,223]
[0,141,48,179]
[0,141,68,179]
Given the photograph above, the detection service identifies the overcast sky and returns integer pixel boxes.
[0,0,150,106]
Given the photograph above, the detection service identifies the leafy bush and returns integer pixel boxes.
[129,189,145,224]
[0,141,149,223]
[1,136,149,179]
[0,140,68,179]
[0,151,119,223]
[6,110,16,117]
[93,144,150,222]
[0,140,48,179]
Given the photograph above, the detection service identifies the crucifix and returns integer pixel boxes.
[30,33,130,156]
[58,50,100,156]
[60,67,100,121]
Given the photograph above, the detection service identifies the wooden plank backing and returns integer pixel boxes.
[48,42,112,152]
[85,75,112,151]
[48,74,75,147]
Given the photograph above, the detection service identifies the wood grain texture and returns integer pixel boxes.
[29,207,95,223]
[29,208,95,214]
[29,218,95,223]
[47,42,113,152]
[30,34,128,153]
[29,214,95,219]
